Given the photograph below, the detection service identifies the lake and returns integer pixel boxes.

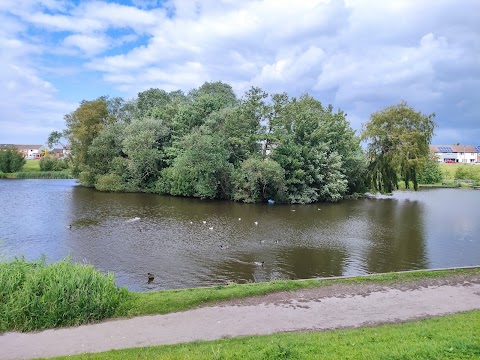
[0,179,479,291]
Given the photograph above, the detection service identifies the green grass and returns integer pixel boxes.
[116,267,480,318]
[0,257,128,332]
[0,171,72,179]
[2,259,478,333]
[15,171,72,179]
[53,310,480,359]
[22,159,41,172]
[440,163,480,182]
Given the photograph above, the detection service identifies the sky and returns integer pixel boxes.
[1,0,479,146]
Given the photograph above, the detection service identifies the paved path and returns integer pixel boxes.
[1,276,479,359]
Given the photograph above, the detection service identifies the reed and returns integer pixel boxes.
[12,171,72,179]
[0,257,127,332]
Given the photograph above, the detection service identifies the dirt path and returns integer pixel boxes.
[1,274,479,360]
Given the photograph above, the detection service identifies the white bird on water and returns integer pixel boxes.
[209,227,214,230]
[203,220,207,224]
[254,261,265,267]
[238,218,242,221]
[254,221,258,225]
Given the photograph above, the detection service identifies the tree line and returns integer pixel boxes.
[48,81,436,203]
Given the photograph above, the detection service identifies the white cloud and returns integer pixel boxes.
[63,34,111,56]
[0,0,479,144]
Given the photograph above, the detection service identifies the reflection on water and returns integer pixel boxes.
[0,180,479,291]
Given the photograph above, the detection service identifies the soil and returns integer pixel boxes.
[1,273,479,360]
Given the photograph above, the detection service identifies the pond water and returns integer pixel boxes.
[0,179,479,291]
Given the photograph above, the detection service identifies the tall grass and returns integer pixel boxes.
[12,171,72,179]
[0,257,127,332]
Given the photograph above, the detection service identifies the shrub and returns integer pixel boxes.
[95,173,125,192]
[39,157,69,171]
[0,147,25,173]
[0,257,128,332]
[418,158,443,184]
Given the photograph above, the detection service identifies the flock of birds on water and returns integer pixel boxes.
[67,208,322,284]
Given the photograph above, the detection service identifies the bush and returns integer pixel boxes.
[39,157,69,171]
[0,147,25,173]
[418,158,443,184]
[95,173,126,192]
[0,257,128,332]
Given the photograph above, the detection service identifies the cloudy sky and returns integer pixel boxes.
[1,0,479,146]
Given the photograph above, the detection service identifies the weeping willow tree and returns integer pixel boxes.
[362,101,436,192]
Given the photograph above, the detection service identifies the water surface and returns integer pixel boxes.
[0,179,478,291]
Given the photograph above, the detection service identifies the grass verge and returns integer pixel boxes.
[116,267,480,318]
[53,310,480,359]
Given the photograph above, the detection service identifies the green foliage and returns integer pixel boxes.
[418,157,443,184]
[454,165,480,181]
[233,157,286,203]
[161,130,233,199]
[0,257,127,332]
[0,147,26,173]
[39,157,69,171]
[58,82,364,203]
[270,95,349,203]
[95,174,126,192]
[14,171,72,179]
[362,101,436,192]
[64,97,115,175]
[122,118,171,188]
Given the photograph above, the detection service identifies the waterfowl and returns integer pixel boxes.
[220,244,229,249]
[254,261,265,267]
[147,272,154,283]
[238,218,242,221]
[209,227,214,230]
[203,220,207,224]
[67,224,72,229]
[254,221,258,225]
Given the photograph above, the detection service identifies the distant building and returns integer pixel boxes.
[0,144,45,159]
[430,145,480,164]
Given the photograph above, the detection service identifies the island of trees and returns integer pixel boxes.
[48,81,437,203]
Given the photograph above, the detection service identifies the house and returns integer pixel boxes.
[0,144,46,159]
[430,145,480,164]
[52,148,65,158]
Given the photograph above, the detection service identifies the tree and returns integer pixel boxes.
[362,101,436,192]
[0,147,25,173]
[160,129,233,199]
[121,118,171,188]
[270,95,349,203]
[47,130,68,149]
[418,156,443,184]
[233,157,286,203]
[64,97,111,174]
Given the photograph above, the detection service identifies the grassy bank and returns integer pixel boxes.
[2,257,478,333]
[0,160,73,179]
[0,257,127,332]
[54,310,480,359]
[117,267,480,318]
[0,171,72,179]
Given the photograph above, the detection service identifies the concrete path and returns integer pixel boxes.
[1,276,479,359]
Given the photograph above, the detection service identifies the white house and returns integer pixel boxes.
[430,145,480,164]
[19,145,46,159]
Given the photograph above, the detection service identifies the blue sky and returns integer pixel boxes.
[1,0,479,146]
